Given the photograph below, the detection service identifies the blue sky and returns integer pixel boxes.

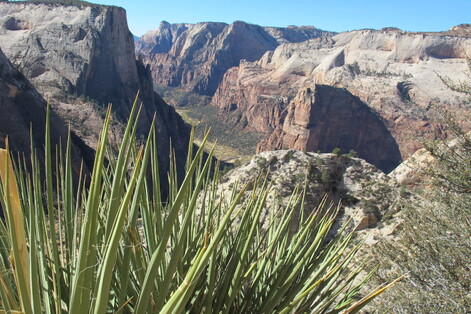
[93,0,471,37]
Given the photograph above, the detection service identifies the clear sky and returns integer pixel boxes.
[92,0,471,37]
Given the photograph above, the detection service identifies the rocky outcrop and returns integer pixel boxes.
[0,46,92,174]
[135,21,333,96]
[258,86,402,173]
[0,2,190,178]
[219,150,403,231]
[213,29,471,165]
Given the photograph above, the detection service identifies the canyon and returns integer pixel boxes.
[136,21,333,96]
[0,2,468,312]
[139,22,471,172]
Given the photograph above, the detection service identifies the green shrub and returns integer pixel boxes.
[346,149,358,158]
[332,147,342,157]
[0,100,393,313]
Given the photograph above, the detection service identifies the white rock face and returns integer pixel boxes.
[390,132,471,188]
[135,21,334,96]
[0,3,138,100]
[0,2,190,186]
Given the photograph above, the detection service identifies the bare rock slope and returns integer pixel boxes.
[0,1,190,176]
[213,28,471,168]
[0,46,92,173]
[136,21,333,96]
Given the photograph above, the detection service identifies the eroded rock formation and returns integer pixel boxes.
[136,21,333,95]
[0,2,190,178]
[0,46,92,174]
[219,150,403,231]
[212,28,471,169]
[258,86,402,173]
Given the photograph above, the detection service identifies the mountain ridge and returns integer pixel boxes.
[135,20,334,96]
[136,20,471,172]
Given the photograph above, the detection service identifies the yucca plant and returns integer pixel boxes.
[0,97,396,313]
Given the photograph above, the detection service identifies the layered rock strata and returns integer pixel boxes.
[258,86,402,173]
[212,28,471,169]
[136,21,333,95]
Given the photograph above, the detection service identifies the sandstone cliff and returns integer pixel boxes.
[136,21,334,96]
[212,28,471,169]
[0,1,190,177]
[258,86,402,173]
[0,46,92,174]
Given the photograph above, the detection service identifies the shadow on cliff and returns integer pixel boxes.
[260,85,402,173]
[304,85,402,173]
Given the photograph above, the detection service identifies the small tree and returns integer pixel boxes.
[347,149,358,158]
[332,147,342,157]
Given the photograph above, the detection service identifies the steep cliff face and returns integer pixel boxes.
[213,29,471,166]
[0,2,190,176]
[136,21,334,96]
[0,46,92,174]
[258,86,402,173]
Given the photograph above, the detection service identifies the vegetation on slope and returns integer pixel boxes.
[371,61,471,313]
[0,97,393,312]
[177,105,261,162]
[155,84,261,162]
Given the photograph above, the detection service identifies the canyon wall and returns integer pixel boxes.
[0,46,92,174]
[0,2,190,176]
[136,21,334,95]
[212,28,471,171]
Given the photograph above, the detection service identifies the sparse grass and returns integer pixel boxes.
[369,60,471,313]
[193,137,243,163]
[157,84,261,163]
[155,84,211,107]
[176,108,200,126]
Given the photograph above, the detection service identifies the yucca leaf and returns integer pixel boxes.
[69,105,112,313]
[0,144,31,314]
[0,93,397,313]
[345,274,405,313]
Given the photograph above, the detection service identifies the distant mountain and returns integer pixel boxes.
[135,21,334,96]
[135,22,471,172]
[0,1,190,183]
[211,28,471,170]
